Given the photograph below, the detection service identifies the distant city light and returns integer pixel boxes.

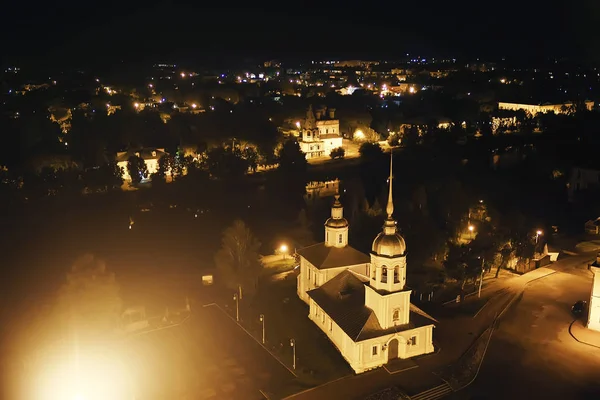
[191,103,197,109]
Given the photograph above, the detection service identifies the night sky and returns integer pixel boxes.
[2,1,600,68]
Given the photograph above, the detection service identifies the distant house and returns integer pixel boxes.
[585,218,600,235]
[116,148,168,182]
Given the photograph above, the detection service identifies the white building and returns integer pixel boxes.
[296,156,435,374]
[116,148,168,182]
[299,105,343,159]
[498,101,594,115]
[588,262,600,332]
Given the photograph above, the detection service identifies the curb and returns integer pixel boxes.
[568,319,600,350]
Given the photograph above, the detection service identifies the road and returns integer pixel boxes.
[123,305,297,399]
[448,253,600,399]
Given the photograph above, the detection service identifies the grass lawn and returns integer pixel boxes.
[436,326,493,390]
[260,254,297,276]
[242,272,353,387]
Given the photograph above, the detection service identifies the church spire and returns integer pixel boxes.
[383,150,396,235]
[386,150,393,218]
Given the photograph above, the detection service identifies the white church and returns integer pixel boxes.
[296,155,436,374]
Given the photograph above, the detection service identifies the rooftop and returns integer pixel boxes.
[297,243,369,270]
[307,270,436,342]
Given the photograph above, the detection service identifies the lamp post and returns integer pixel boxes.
[478,257,485,298]
[280,244,288,260]
[290,338,296,370]
[233,293,239,322]
[468,225,475,240]
[259,314,265,344]
[536,230,542,244]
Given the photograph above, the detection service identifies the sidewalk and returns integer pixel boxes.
[569,319,600,349]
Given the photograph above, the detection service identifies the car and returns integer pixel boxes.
[572,300,587,317]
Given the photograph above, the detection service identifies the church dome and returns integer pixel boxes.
[325,217,349,228]
[372,232,406,257]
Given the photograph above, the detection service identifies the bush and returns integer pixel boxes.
[329,147,345,160]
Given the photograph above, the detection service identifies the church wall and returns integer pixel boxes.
[309,301,356,365]
[316,119,340,136]
[309,296,434,374]
[323,137,343,155]
[355,325,434,373]
[365,285,411,329]
[588,267,600,331]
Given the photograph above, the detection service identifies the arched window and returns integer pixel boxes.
[392,308,400,322]
[394,266,400,283]
[381,266,388,283]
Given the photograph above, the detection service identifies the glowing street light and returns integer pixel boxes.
[191,103,197,109]
[259,314,265,344]
[280,244,288,260]
[354,129,365,140]
[180,72,186,78]
[295,121,301,129]
[536,230,543,244]
[468,225,475,232]
[133,102,139,109]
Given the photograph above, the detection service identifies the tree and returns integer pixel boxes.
[56,254,122,339]
[206,146,248,179]
[401,126,420,147]
[269,139,308,219]
[242,146,259,173]
[329,147,345,160]
[278,138,307,175]
[358,142,384,163]
[156,154,174,181]
[214,220,262,296]
[127,155,148,184]
[444,243,481,298]
[85,162,123,191]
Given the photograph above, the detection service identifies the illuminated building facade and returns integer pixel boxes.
[299,105,343,159]
[296,156,435,374]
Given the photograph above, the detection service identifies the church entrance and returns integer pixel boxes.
[388,338,399,361]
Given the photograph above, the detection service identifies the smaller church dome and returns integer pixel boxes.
[372,232,406,257]
[325,217,349,228]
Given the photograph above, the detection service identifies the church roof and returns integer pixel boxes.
[307,270,436,342]
[297,243,370,270]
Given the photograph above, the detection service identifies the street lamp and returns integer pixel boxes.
[259,314,265,344]
[295,121,301,129]
[478,256,485,298]
[536,230,543,244]
[290,338,296,370]
[280,244,288,260]
[233,293,239,322]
